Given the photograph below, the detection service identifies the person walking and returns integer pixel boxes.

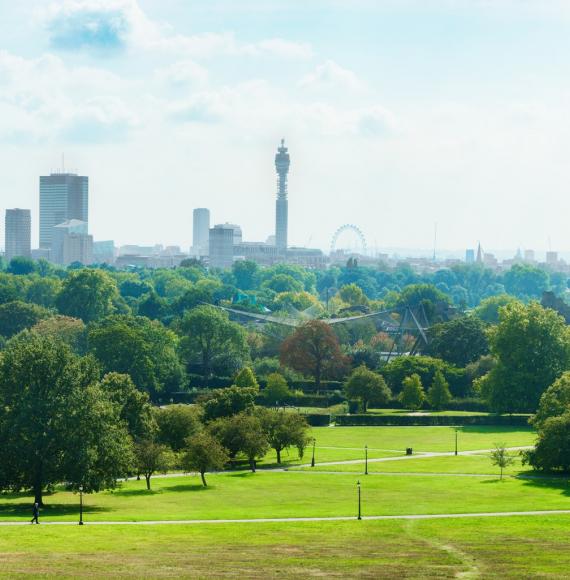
[30,502,40,524]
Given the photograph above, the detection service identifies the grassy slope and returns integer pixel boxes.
[297,453,526,475]
[2,468,569,522]
[2,517,570,578]
[308,425,536,453]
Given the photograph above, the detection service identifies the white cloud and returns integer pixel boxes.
[300,60,363,91]
[41,0,312,60]
[0,49,135,144]
[155,60,209,88]
[60,96,138,143]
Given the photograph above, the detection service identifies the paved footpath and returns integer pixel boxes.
[4,510,570,526]
[279,446,533,470]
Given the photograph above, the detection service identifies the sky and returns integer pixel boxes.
[1,0,570,256]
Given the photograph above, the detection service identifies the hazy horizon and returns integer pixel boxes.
[2,1,570,254]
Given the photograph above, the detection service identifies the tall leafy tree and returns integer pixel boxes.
[263,373,291,405]
[0,334,133,505]
[232,260,259,291]
[257,409,310,464]
[399,374,425,410]
[201,386,257,421]
[155,404,203,452]
[523,413,570,472]
[480,302,570,413]
[531,372,570,429]
[178,305,249,379]
[208,413,269,471]
[425,316,489,367]
[504,263,549,298]
[427,370,452,410]
[88,315,184,397]
[0,301,50,338]
[181,432,229,486]
[344,365,391,412]
[26,277,62,308]
[134,440,173,490]
[473,294,520,324]
[31,315,87,354]
[57,269,119,322]
[280,320,349,390]
[7,256,37,275]
[234,366,259,391]
[100,373,157,442]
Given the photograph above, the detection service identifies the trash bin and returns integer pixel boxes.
[406,447,413,456]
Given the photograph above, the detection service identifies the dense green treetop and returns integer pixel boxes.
[0,300,50,338]
[88,315,184,397]
[57,269,119,322]
[426,316,489,367]
[481,302,570,413]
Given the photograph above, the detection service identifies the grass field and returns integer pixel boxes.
[1,424,559,578]
[297,453,526,475]
[253,425,537,469]
[2,517,570,578]
[307,425,536,453]
[2,466,569,523]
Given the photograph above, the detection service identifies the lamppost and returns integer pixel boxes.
[79,485,84,526]
[365,445,368,475]
[325,287,336,313]
[455,428,459,456]
[357,480,362,520]
[311,439,316,467]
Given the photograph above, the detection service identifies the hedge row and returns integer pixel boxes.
[301,414,331,427]
[335,414,531,427]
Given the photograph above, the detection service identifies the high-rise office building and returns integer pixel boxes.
[39,172,88,249]
[5,209,31,261]
[546,251,559,265]
[465,249,475,263]
[275,139,290,252]
[209,224,235,269]
[192,208,210,255]
[51,219,93,266]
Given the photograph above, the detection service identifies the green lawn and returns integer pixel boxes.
[296,452,526,475]
[2,517,570,577]
[0,424,550,577]
[308,425,536,454]
[1,468,569,523]
[254,425,536,468]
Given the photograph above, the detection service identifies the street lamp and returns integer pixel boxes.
[365,445,368,475]
[79,485,84,526]
[311,439,316,467]
[357,480,362,520]
[455,428,459,456]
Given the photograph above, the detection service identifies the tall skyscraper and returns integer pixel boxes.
[192,208,210,255]
[5,209,31,261]
[39,172,88,249]
[275,139,290,252]
[209,224,236,269]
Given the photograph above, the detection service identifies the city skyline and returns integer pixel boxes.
[2,1,570,252]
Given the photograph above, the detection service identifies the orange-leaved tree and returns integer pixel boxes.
[279,320,349,392]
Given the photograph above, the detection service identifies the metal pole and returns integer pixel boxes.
[79,485,84,525]
[311,439,316,467]
[365,445,368,475]
[455,429,458,456]
[357,481,362,520]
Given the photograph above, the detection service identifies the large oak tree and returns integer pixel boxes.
[280,320,349,391]
[0,333,134,505]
